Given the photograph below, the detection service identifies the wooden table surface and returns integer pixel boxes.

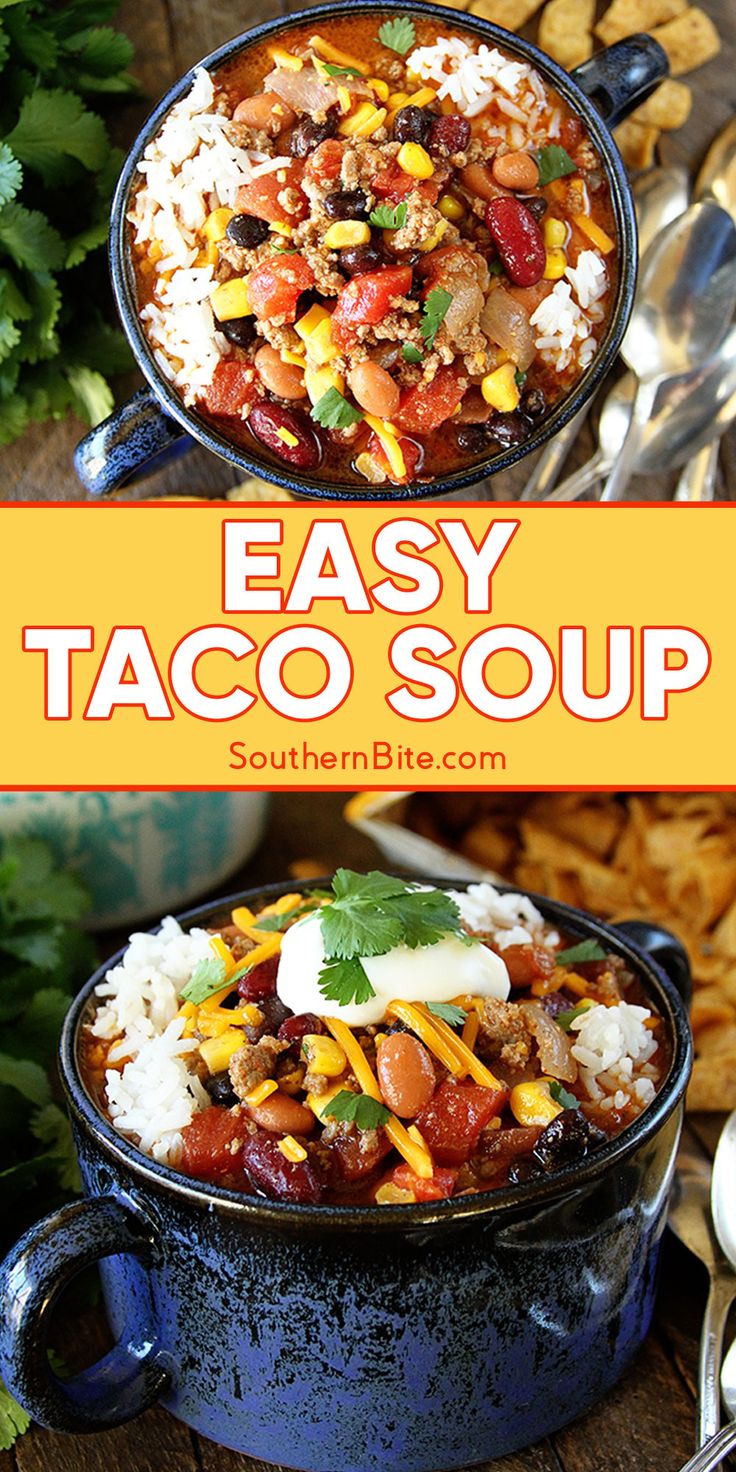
[0,0,733,502]
[2,791,735,1472]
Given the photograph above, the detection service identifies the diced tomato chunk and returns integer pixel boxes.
[328,1128,393,1183]
[181,1106,244,1178]
[247,253,315,323]
[202,361,258,417]
[236,161,307,225]
[394,366,464,435]
[331,265,413,350]
[371,162,440,207]
[415,1082,508,1166]
[392,1164,458,1201]
[306,139,345,185]
[367,433,421,484]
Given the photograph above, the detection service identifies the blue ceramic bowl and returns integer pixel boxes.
[0,879,691,1470]
[73,2,668,500]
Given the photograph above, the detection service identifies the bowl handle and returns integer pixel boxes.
[73,386,192,497]
[0,1194,172,1432]
[571,35,669,129]
[614,920,692,1005]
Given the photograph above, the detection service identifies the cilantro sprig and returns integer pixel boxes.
[549,1081,579,1110]
[426,1001,467,1027]
[324,1090,391,1130]
[377,16,416,55]
[535,144,577,186]
[180,955,228,1006]
[311,386,363,430]
[556,1000,596,1032]
[403,343,424,364]
[252,895,330,932]
[420,286,452,350]
[369,202,408,230]
[323,62,363,77]
[555,939,607,967]
[315,870,471,1007]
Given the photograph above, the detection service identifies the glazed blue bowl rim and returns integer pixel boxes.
[60,876,692,1233]
[108,0,638,503]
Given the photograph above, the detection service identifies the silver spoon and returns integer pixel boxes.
[600,200,736,501]
[519,165,690,501]
[547,325,736,501]
[669,1138,736,1449]
[676,1342,736,1472]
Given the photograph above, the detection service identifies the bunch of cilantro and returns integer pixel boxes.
[0,0,137,447]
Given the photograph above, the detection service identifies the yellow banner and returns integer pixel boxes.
[1,503,731,789]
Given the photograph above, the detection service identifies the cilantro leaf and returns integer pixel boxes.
[403,343,423,363]
[69,25,134,76]
[66,363,114,425]
[0,1053,51,1107]
[535,144,577,187]
[0,202,65,271]
[378,16,416,55]
[31,1102,81,1192]
[369,201,408,229]
[5,88,108,184]
[0,145,22,207]
[420,286,452,349]
[556,1000,595,1032]
[310,386,363,430]
[0,1379,31,1452]
[318,955,376,1006]
[180,955,228,1005]
[251,898,324,932]
[324,1089,391,1129]
[514,368,527,388]
[549,1081,579,1110]
[426,1001,467,1027]
[322,62,362,77]
[319,870,470,980]
[555,939,607,967]
[379,887,465,950]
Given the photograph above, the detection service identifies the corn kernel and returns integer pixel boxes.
[573,213,615,254]
[387,90,410,110]
[269,45,304,70]
[438,193,466,223]
[369,77,390,101]
[306,315,339,365]
[376,1184,416,1204]
[363,413,407,480]
[306,1080,347,1118]
[510,1080,563,1128]
[544,216,567,248]
[416,217,449,252]
[407,1124,428,1149]
[199,1028,245,1075]
[337,85,352,114]
[481,361,520,412]
[302,1034,348,1077]
[203,207,235,243]
[324,219,371,250]
[245,1078,279,1108]
[270,221,292,238]
[309,33,369,74]
[281,348,307,367]
[544,247,567,280]
[295,303,330,341]
[355,450,387,484]
[339,102,387,138]
[278,1135,308,1163]
[210,276,252,321]
[397,142,434,179]
[304,364,345,404]
[406,87,438,108]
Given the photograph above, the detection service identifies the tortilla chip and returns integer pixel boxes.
[627,79,692,131]
[461,819,518,873]
[538,0,594,66]
[650,7,721,75]
[595,0,685,44]
[469,0,546,28]
[691,987,736,1037]
[688,1048,736,1111]
[613,117,660,170]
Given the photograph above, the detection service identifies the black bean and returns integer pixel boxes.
[518,194,548,221]
[218,316,256,349]
[394,105,432,146]
[289,113,337,158]
[532,1109,592,1173]
[339,242,384,276]
[204,1072,239,1108]
[323,189,370,220]
[508,1157,545,1184]
[487,410,534,450]
[456,424,492,454]
[226,213,269,249]
[386,1019,410,1036]
[522,387,546,419]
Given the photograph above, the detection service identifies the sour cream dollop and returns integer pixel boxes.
[276,909,510,1027]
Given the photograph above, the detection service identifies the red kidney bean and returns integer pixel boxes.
[248,401,322,471]
[277,1012,326,1046]
[242,1132,324,1203]
[237,953,279,1001]
[428,114,471,155]
[485,197,546,287]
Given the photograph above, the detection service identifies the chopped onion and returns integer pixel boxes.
[520,1001,578,1083]
[263,67,369,115]
[480,286,536,371]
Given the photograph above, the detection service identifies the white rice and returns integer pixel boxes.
[530,250,608,373]
[105,1016,209,1164]
[452,881,560,952]
[570,1001,657,1111]
[91,914,213,1060]
[408,37,533,118]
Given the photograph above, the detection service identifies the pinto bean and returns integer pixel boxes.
[248,1089,316,1135]
[460,162,507,203]
[255,344,307,400]
[233,93,296,136]
[492,151,540,191]
[348,361,400,419]
[377,1033,435,1119]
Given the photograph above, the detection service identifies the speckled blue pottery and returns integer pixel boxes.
[0,882,692,1471]
[72,1,668,499]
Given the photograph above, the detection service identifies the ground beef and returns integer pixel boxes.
[477,998,533,1072]
[228,1035,288,1099]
